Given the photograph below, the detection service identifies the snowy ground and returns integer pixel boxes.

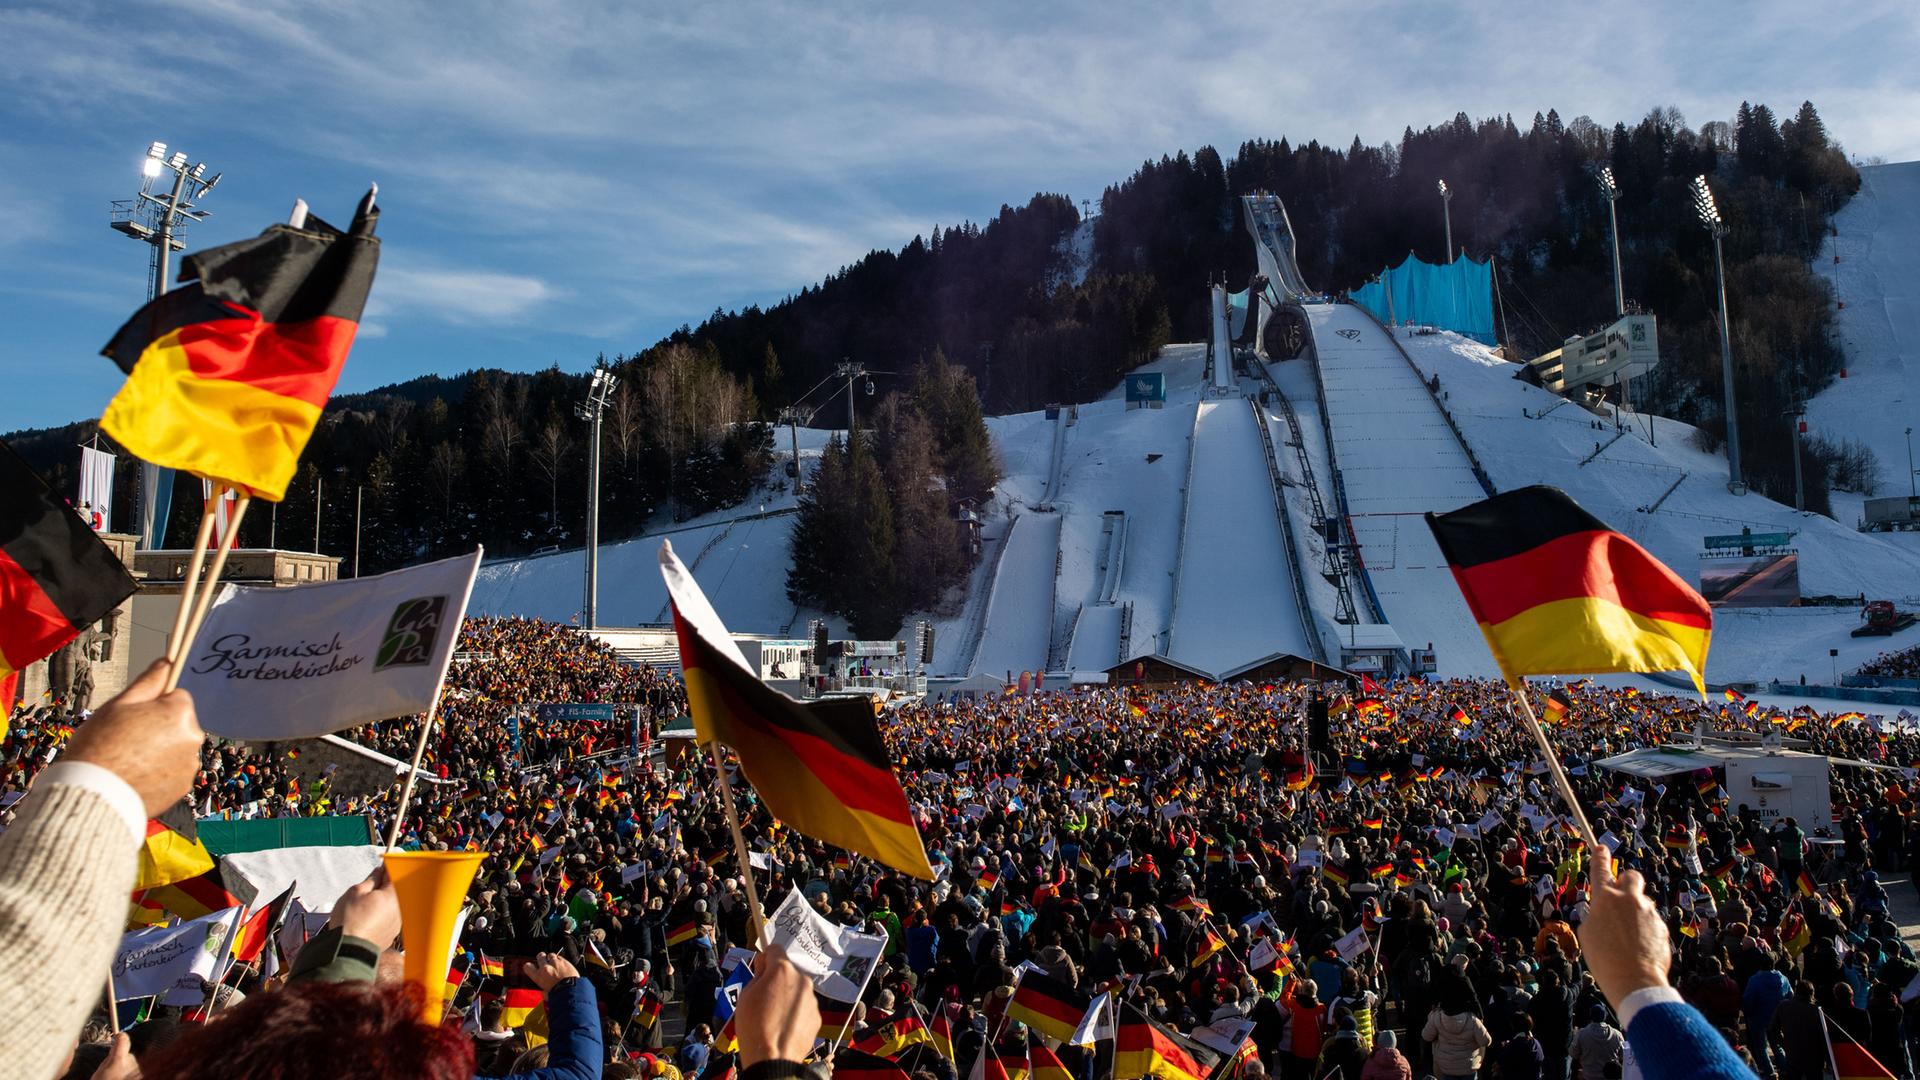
[1390,323,1920,686]
[1811,161,1920,510]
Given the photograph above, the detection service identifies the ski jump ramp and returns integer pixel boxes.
[971,510,1061,677]
[1306,303,1498,676]
[1166,400,1316,672]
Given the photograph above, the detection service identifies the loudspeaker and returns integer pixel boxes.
[1308,694,1331,758]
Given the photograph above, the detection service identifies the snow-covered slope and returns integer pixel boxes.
[1391,325,1920,684]
[1811,161,1920,528]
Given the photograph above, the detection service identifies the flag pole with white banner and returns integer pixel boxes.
[174,549,480,742]
[78,444,115,532]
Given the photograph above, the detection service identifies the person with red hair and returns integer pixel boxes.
[137,981,475,1079]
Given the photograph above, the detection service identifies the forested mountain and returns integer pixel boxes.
[8,99,1862,612]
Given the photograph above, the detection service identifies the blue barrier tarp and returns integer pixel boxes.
[1349,252,1496,345]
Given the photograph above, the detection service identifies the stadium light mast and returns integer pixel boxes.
[110,142,223,547]
[1437,179,1454,262]
[576,365,619,629]
[1597,167,1625,316]
[1693,175,1744,495]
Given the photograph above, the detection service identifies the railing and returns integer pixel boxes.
[1579,430,1629,468]
[1250,396,1328,664]
[955,514,1018,676]
[1640,472,1688,515]
[653,520,738,621]
[1246,348,1358,628]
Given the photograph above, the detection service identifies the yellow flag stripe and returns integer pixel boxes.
[1476,594,1709,695]
[101,336,321,500]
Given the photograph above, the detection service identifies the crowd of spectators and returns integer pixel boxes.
[6,618,1920,1080]
[1857,645,1920,680]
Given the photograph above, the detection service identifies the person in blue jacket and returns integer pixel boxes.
[1578,857,1759,1080]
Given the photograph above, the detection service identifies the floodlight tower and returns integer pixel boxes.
[1692,176,1742,494]
[1437,179,1454,262]
[111,142,221,302]
[1597,167,1625,316]
[110,142,223,548]
[576,365,619,628]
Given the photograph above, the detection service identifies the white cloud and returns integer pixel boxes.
[370,265,558,326]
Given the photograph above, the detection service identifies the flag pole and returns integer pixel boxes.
[163,490,250,692]
[386,691,445,850]
[706,740,766,941]
[105,972,120,1033]
[163,488,222,665]
[1508,685,1603,856]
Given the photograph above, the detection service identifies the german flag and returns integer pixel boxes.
[1361,817,1384,830]
[139,861,257,923]
[1796,870,1818,898]
[1115,1004,1206,1080]
[1708,858,1735,881]
[1724,687,1745,703]
[852,1014,933,1059]
[1007,969,1091,1043]
[1189,925,1226,969]
[1369,861,1395,880]
[834,1049,912,1080]
[1128,700,1148,720]
[479,955,506,979]
[1824,1008,1897,1079]
[928,1006,956,1061]
[99,193,381,500]
[663,544,932,878]
[503,986,543,1030]
[1354,698,1385,715]
[0,441,137,718]
[1448,704,1471,726]
[1171,895,1213,917]
[1542,690,1573,724]
[231,882,295,963]
[631,990,663,1030]
[1028,1040,1074,1080]
[666,919,700,947]
[1735,838,1756,857]
[1425,486,1712,696]
[1322,863,1350,888]
[134,802,216,893]
[817,997,856,1041]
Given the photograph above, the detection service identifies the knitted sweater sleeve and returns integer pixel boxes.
[1625,1000,1759,1080]
[0,783,140,1080]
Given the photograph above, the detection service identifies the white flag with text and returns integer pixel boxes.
[178,551,481,740]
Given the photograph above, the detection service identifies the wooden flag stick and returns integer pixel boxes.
[164,491,251,693]
[1509,685,1604,856]
[705,740,766,941]
[104,971,121,1033]
[163,490,223,667]
[386,691,445,849]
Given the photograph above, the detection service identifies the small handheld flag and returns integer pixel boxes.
[1425,486,1711,696]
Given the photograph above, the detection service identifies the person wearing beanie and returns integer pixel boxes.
[1358,1029,1412,1080]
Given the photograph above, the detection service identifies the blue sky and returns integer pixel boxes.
[3,0,1914,432]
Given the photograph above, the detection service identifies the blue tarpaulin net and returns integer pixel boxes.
[1348,253,1496,345]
